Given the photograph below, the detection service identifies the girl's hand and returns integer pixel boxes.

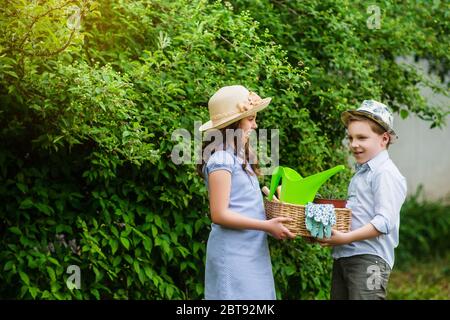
[266,217,296,240]
[317,229,351,246]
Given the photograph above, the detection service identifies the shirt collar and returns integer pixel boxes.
[355,150,389,172]
[368,150,389,171]
[355,162,369,173]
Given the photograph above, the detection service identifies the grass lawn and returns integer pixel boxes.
[387,255,450,300]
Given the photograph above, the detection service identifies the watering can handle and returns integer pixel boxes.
[268,166,283,201]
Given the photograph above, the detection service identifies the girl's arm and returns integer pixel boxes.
[208,170,294,240]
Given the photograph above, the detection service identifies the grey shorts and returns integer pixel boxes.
[331,254,392,300]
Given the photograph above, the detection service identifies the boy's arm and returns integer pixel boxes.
[318,223,381,246]
[371,170,407,234]
[319,169,406,246]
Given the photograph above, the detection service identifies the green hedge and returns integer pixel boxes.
[230,0,449,133]
[396,187,450,266]
[0,0,338,299]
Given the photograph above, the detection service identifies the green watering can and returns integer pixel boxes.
[267,165,345,205]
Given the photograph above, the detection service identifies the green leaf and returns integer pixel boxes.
[143,238,152,252]
[53,135,64,144]
[123,254,133,264]
[47,267,56,282]
[284,265,296,276]
[47,257,60,266]
[166,285,174,299]
[151,225,158,238]
[93,266,103,282]
[177,246,189,258]
[19,198,34,209]
[138,269,146,285]
[16,182,28,193]
[127,275,133,288]
[133,260,141,275]
[144,266,153,280]
[111,226,119,237]
[34,203,54,215]
[110,239,119,254]
[4,70,19,78]
[154,215,163,228]
[184,224,193,238]
[19,271,30,285]
[41,290,52,299]
[91,288,100,300]
[4,260,14,271]
[56,224,72,234]
[9,226,22,235]
[193,242,202,255]
[400,109,409,119]
[120,237,130,250]
[112,256,122,267]
[29,287,38,299]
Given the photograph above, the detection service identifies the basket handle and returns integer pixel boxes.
[262,186,280,202]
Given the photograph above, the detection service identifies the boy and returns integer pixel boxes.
[319,100,407,300]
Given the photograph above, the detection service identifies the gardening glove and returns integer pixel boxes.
[312,220,325,239]
[305,203,336,239]
[306,214,324,237]
[324,208,336,238]
[306,217,321,238]
[324,224,332,239]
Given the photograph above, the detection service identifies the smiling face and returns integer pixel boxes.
[347,120,390,164]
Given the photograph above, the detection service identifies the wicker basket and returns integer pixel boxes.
[264,199,352,237]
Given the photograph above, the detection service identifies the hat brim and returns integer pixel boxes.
[199,97,272,132]
[341,110,398,143]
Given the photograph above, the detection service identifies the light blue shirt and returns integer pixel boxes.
[332,150,407,269]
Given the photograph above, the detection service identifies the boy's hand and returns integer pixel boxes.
[317,229,352,246]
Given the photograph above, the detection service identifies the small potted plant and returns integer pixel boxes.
[314,184,348,208]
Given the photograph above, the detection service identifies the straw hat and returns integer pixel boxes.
[199,85,272,132]
[341,100,398,143]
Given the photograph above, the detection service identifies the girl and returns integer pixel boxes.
[198,85,294,300]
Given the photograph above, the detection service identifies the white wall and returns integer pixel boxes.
[389,57,449,201]
[389,114,450,201]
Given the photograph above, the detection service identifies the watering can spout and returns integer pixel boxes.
[267,165,345,205]
[303,165,345,194]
